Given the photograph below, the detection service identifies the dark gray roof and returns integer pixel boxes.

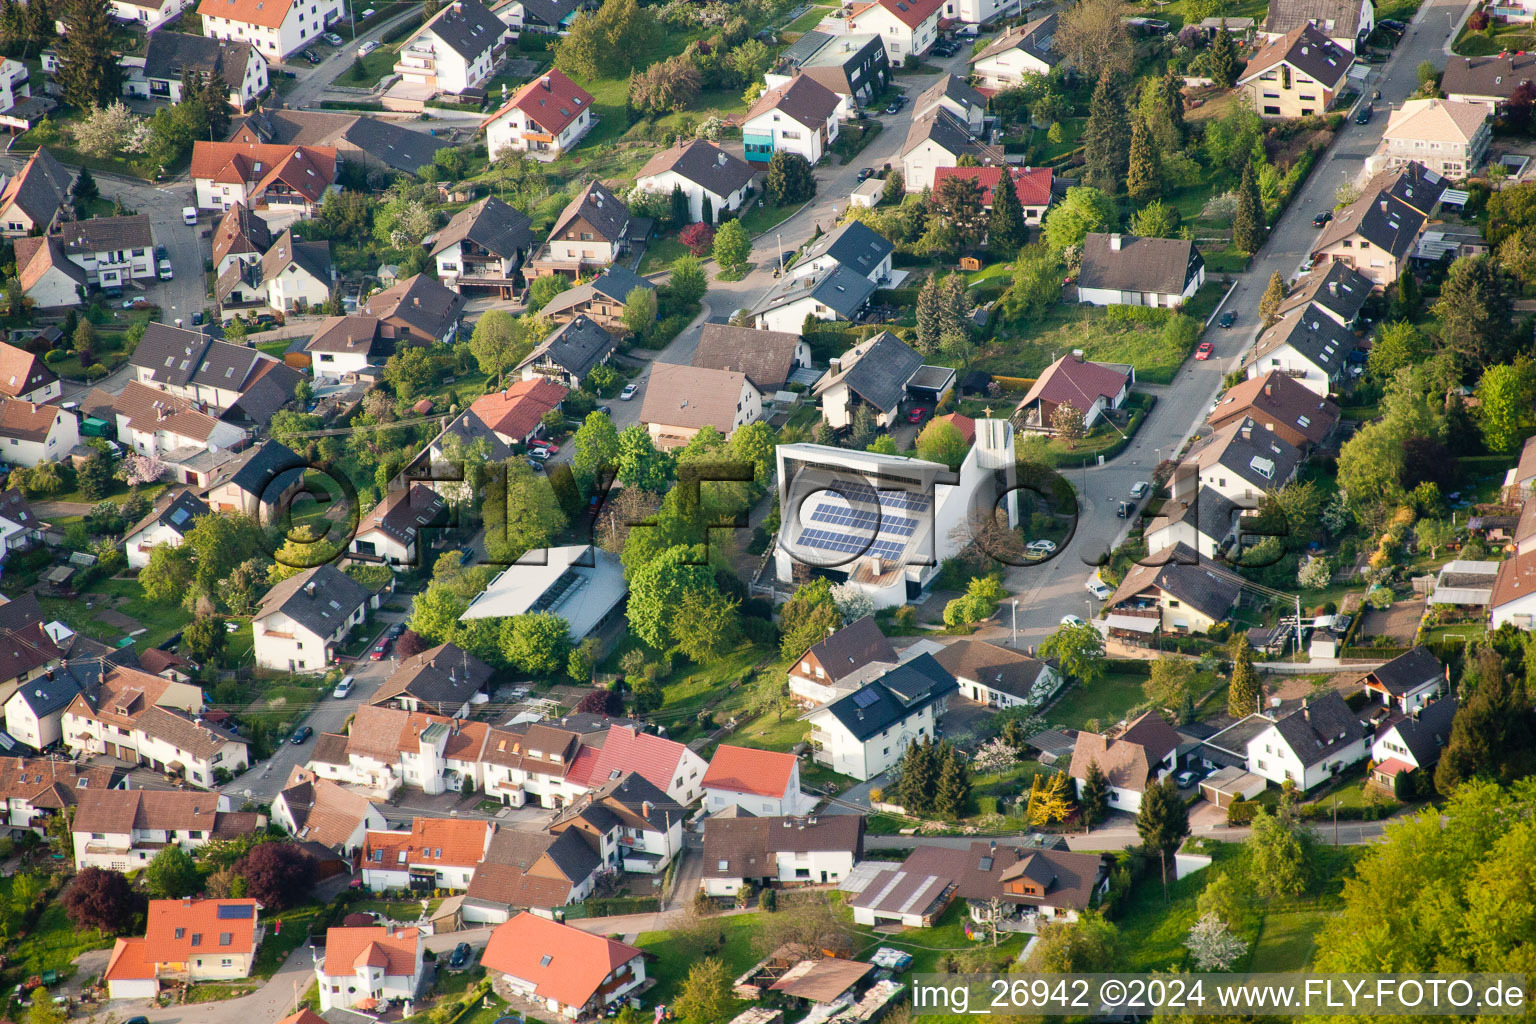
[798,615,897,681]
[338,118,441,174]
[226,364,302,428]
[129,322,213,388]
[1109,542,1243,621]
[370,641,492,713]
[511,0,590,27]
[15,673,80,718]
[933,639,1051,702]
[547,180,631,247]
[1382,696,1458,766]
[428,196,535,259]
[637,139,756,199]
[59,215,153,255]
[1240,23,1352,88]
[1313,164,1446,258]
[0,149,72,226]
[816,654,957,741]
[1442,52,1536,100]
[903,106,978,160]
[126,487,211,541]
[520,314,618,380]
[915,74,984,119]
[814,330,922,414]
[364,274,465,341]
[255,564,371,633]
[228,109,438,174]
[143,32,257,91]
[693,324,804,393]
[1270,690,1366,768]
[759,263,876,322]
[260,231,333,289]
[704,814,864,879]
[781,29,833,64]
[1155,485,1242,545]
[970,12,1058,66]
[418,0,505,61]
[1079,232,1204,296]
[1250,303,1358,373]
[747,73,841,129]
[222,439,305,497]
[539,266,654,317]
[1262,0,1369,40]
[1366,647,1444,697]
[433,409,515,462]
[1275,261,1372,323]
[1185,417,1302,493]
[802,220,893,278]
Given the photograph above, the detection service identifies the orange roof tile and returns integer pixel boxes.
[105,937,155,981]
[142,899,263,962]
[482,69,594,137]
[481,913,642,1010]
[469,377,569,441]
[320,927,421,978]
[702,745,796,799]
[189,142,337,203]
[196,0,295,31]
[363,817,490,870]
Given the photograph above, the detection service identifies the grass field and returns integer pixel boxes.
[1046,667,1150,732]
[635,913,762,1006]
[978,302,1205,385]
[37,577,191,651]
[2,879,116,981]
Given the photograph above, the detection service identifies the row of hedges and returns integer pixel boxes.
[990,374,1035,391]
[1055,394,1157,468]
[321,100,385,111]
[556,894,661,919]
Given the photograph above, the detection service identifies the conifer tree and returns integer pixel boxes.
[1082,69,1131,195]
[1080,760,1109,828]
[1232,162,1264,254]
[1227,634,1262,718]
[1208,25,1240,88]
[1126,115,1161,204]
[56,0,121,109]
[1258,271,1285,325]
[987,169,1029,256]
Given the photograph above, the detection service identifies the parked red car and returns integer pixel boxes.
[370,638,392,660]
[1194,342,1214,360]
[529,439,559,454]
[907,407,928,424]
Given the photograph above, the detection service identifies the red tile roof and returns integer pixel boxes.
[931,165,1053,207]
[852,0,943,30]
[105,937,155,981]
[565,725,688,794]
[363,817,490,869]
[320,926,421,978]
[702,745,796,799]
[470,377,569,441]
[935,412,975,446]
[190,142,337,203]
[142,899,263,962]
[482,69,594,137]
[481,913,642,1010]
[197,0,295,29]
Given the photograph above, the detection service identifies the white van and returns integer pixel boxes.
[333,675,355,698]
[182,207,198,225]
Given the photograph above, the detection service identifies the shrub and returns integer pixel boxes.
[679,221,715,256]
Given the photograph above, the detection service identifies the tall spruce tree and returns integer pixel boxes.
[1227,634,1262,718]
[669,183,689,227]
[0,0,23,49]
[1232,162,1264,254]
[1258,271,1285,325]
[23,0,50,49]
[1208,25,1240,88]
[1080,759,1109,829]
[987,170,1029,256]
[1125,115,1161,204]
[1137,776,1190,861]
[898,736,938,814]
[934,742,970,819]
[56,0,121,110]
[1082,68,1131,196]
[1160,66,1187,147]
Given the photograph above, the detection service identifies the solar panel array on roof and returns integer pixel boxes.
[810,503,918,537]
[216,904,254,919]
[796,529,906,561]
[852,688,881,708]
[531,567,582,613]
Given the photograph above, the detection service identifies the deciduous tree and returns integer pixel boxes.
[469,310,528,388]
[766,151,815,205]
[237,842,317,909]
[501,612,572,673]
[145,845,200,899]
[1054,0,1132,78]
[1042,186,1114,252]
[62,868,141,935]
[1040,621,1105,683]
[712,218,750,269]
[1258,271,1285,325]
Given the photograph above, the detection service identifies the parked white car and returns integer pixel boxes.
[1086,577,1111,600]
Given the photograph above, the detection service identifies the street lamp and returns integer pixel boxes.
[1011,600,1018,647]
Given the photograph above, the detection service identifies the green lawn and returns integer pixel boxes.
[37,576,191,651]
[1045,666,1150,732]
[638,236,690,274]
[252,901,326,978]
[3,883,115,980]
[738,198,804,237]
[336,45,398,86]
[635,913,763,1005]
[783,4,833,32]
[849,900,1025,974]
[1250,909,1327,970]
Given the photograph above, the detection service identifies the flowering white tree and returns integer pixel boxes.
[972,737,1019,774]
[74,102,143,159]
[1186,912,1248,971]
[1296,555,1332,590]
[123,453,165,486]
[829,583,876,624]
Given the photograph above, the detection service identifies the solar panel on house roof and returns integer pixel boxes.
[216,905,254,919]
[852,688,881,708]
[169,507,191,526]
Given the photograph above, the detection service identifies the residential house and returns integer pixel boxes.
[272,766,387,856]
[1491,547,1536,628]
[108,0,182,29]
[546,771,684,877]
[315,926,424,1012]
[0,149,72,237]
[361,273,465,346]
[560,724,706,805]
[913,74,986,134]
[1237,24,1352,119]
[460,544,628,644]
[1242,305,1359,397]
[538,267,655,333]
[1208,370,1340,450]
[752,263,876,333]
[13,236,86,308]
[692,324,811,394]
[428,196,535,297]
[1442,52,1536,110]
[226,107,442,175]
[934,639,1062,709]
[1172,418,1302,505]
[131,33,268,109]
[741,74,843,165]
[931,165,1054,224]
[395,0,506,96]
[942,0,1020,26]
[811,331,950,429]
[3,672,77,752]
[190,139,337,215]
[524,181,636,280]
[481,913,646,1019]
[1273,261,1373,327]
[0,593,66,712]
[765,32,890,114]
[788,615,897,707]
[104,899,265,1001]
[1011,353,1131,434]
[203,439,305,518]
[304,315,386,382]
[348,483,447,570]
[0,58,42,135]
[1311,162,1447,286]
[793,220,893,285]
[702,814,864,896]
[252,565,376,672]
[466,378,569,447]
[969,14,1061,88]
[1202,691,1369,791]
[1103,542,1242,638]
[851,840,1105,930]
[211,202,273,276]
[802,654,957,781]
[840,0,944,59]
[1259,0,1373,51]
[307,704,491,797]
[900,107,1004,192]
[126,321,303,422]
[636,140,756,223]
[702,745,809,816]
[56,215,156,291]
[0,757,122,834]
[639,363,762,450]
[70,788,261,870]
[122,488,212,569]
[198,0,344,59]
[497,0,595,34]
[0,341,59,404]
[1369,696,1457,792]
[1077,232,1205,307]
[1361,647,1446,714]
[1374,97,1490,178]
[0,398,76,468]
[513,316,618,389]
[62,668,249,789]
[482,69,594,161]
[0,488,43,557]
[1068,712,1181,813]
[475,722,590,810]
[368,642,493,718]
[223,228,332,312]
[80,382,244,466]
[1143,486,1248,562]
[360,817,492,891]
[461,826,603,922]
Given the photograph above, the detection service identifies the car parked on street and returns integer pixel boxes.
[1196,341,1214,359]
[1026,539,1057,557]
[323,31,344,44]
[387,622,405,639]
[291,726,313,744]
[1356,104,1372,124]
[1130,481,1149,498]
[1313,210,1332,228]
[333,676,354,699]
[370,638,392,660]
[620,382,639,400]
[529,439,559,454]
[1060,614,1086,627]
[358,39,380,54]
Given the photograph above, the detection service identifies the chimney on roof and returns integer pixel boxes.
[413,296,420,306]
[304,581,317,596]
[642,800,652,817]
[1240,423,1252,441]
[1263,382,1272,397]
[1302,697,1310,722]
[1071,349,1084,362]
[1328,281,1338,297]
[541,75,550,89]
[1380,199,1388,213]
[1109,233,1122,251]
